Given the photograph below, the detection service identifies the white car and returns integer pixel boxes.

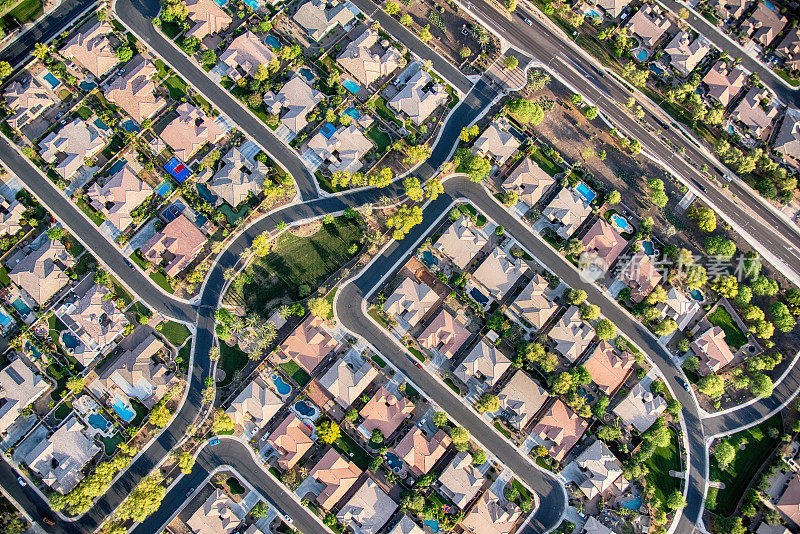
[17,477,26,487]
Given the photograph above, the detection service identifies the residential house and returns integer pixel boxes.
[473,121,520,166]
[438,451,484,508]
[774,108,800,160]
[4,77,55,130]
[0,358,48,435]
[337,28,402,86]
[187,488,242,534]
[613,380,667,432]
[596,0,633,18]
[508,273,558,330]
[160,103,225,162]
[692,326,735,375]
[392,427,451,476]
[9,239,75,305]
[584,341,635,396]
[777,474,800,527]
[278,315,338,373]
[531,399,588,462]
[580,218,627,272]
[582,516,614,534]
[433,218,487,270]
[308,449,362,510]
[359,386,414,438]
[703,61,747,107]
[542,187,592,239]
[731,87,778,137]
[470,248,527,301]
[741,2,786,47]
[87,163,153,232]
[383,277,438,328]
[59,19,117,78]
[58,283,128,366]
[664,31,711,76]
[263,74,324,138]
[624,5,673,48]
[389,69,448,124]
[454,339,511,388]
[185,0,232,40]
[293,0,355,41]
[656,287,700,330]
[460,489,522,534]
[89,335,176,411]
[208,146,267,208]
[267,413,314,470]
[548,306,595,362]
[708,0,751,20]
[502,158,555,209]
[226,380,284,431]
[219,31,276,79]
[777,28,800,71]
[319,358,378,408]
[0,201,26,236]
[307,123,372,174]
[571,440,626,499]
[417,308,471,359]
[140,214,206,277]
[105,57,167,125]
[337,478,398,534]
[25,416,101,493]
[388,516,424,534]
[618,250,662,303]
[39,118,106,179]
[498,371,549,430]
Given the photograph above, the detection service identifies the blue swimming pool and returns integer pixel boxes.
[0,308,14,329]
[342,79,361,94]
[690,289,704,302]
[43,72,60,89]
[108,160,126,176]
[121,120,139,133]
[212,0,226,5]
[576,182,596,204]
[765,0,776,9]
[585,9,602,21]
[634,49,648,62]
[155,181,172,197]
[421,250,438,266]
[79,80,97,91]
[320,122,337,139]
[93,118,109,131]
[470,287,489,306]
[299,67,315,83]
[727,124,736,135]
[611,213,633,233]
[11,298,31,317]
[386,452,403,472]
[196,183,218,204]
[112,398,136,422]
[25,341,41,360]
[271,373,292,396]
[649,64,665,76]
[344,107,361,120]
[424,519,440,532]
[264,35,280,49]
[294,400,317,418]
[88,413,108,431]
[242,0,259,9]
[578,388,595,403]
[642,240,655,256]
[61,332,81,351]
[620,496,642,510]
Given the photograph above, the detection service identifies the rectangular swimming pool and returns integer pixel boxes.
[43,72,60,89]
[576,182,596,204]
[342,79,361,94]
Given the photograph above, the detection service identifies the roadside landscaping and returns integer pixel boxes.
[218,342,248,388]
[158,321,191,347]
[645,426,681,511]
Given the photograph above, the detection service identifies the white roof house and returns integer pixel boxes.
[548,306,594,362]
[502,158,555,209]
[498,371,548,430]
[570,440,626,499]
[319,358,379,408]
[542,187,592,239]
[263,74,324,137]
[438,451,484,508]
[208,146,267,208]
[655,287,700,331]
[337,478,398,534]
[219,31,276,79]
[433,218,487,270]
[337,28,403,86]
[187,488,242,534]
[470,248,527,301]
[473,121,520,166]
[664,31,711,76]
[383,277,438,328]
[0,358,48,435]
[612,380,667,432]
[105,56,167,125]
[307,124,372,174]
[455,338,511,388]
[389,70,448,125]
[87,164,153,232]
[226,380,284,432]
[293,0,355,41]
[624,4,673,47]
[731,87,778,137]
[39,118,106,179]
[9,239,75,305]
[0,201,26,237]
[507,273,558,331]
[4,77,55,130]
[160,103,225,162]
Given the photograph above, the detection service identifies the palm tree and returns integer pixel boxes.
[229,316,245,335]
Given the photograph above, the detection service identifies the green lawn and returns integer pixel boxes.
[128,399,149,427]
[707,307,747,351]
[227,477,245,495]
[100,433,124,455]
[645,426,681,511]
[5,0,42,22]
[367,125,391,154]
[372,97,403,126]
[368,308,391,329]
[130,302,152,324]
[53,401,72,420]
[494,419,512,438]
[371,354,387,368]
[164,76,188,100]
[404,383,420,399]
[154,59,171,79]
[775,68,800,87]
[219,342,248,387]
[528,146,563,176]
[130,251,175,293]
[0,266,11,287]
[159,321,191,347]
[178,340,192,373]
[333,432,370,470]
[408,346,425,362]
[76,106,91,120]
[46,364,69,401]
[708,415,781,516]
[75,197,105,225]
[443,377,460,394]
[279,360,310,386]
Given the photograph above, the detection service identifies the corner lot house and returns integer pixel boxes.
[219,31,276,79]
[319,357,378,408]
[703,61,747,107]
[160,103,225,163]
[624,5,673,48]
[531,399,588,462]
[570,440,626,499]
[208,146,267,208]
[105,57,167,125]
[548,306,594,362]
[263,74,324,138]
[580,218,626,272]
[584,341,635,396]
[185,0,232,40]
[473,120,520,166]
[308,448,362,510]
[392,427,451,476]
[417,308,470,359]
[664,31,711,76]
[25,415,101,493]
[774,108,800,160]
[9,239,75,305]
[293,0,355,42]
[470,248,526,301]
[307,123,372,174]
[140,214,206,277]
[498,371,548,430]
[656,286,700,330]
[455,339,511,388]
[692,326,735,375]
[777,474,800,527]
[60,19,118,78]
[731,87,778,137]
[359,386,414,438]
[0,200,24,236]
[383,277,438,328]
[87,163,153,232]
[4,77,55,130]
[777,28,800,71]
[226,379,283,432]
[613,380,667,432]
[542,187,592,239]
[267,413,314,470]
[337,478,398,534]
[186,488,242,534]
[617,250,662,303]
[438,451,484,508]
[0,358,48,434]
[58,283,128,366]
[460,489,522,534]
[337,28,402,86]
[39,118,106,180]
[278,315,338,373]
[433,218,487,270]
[508,273,558,330]
[502,158,555,209]
[389,69,449,125]
[741,1,786,47]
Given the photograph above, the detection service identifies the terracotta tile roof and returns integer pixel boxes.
[584,341,636,396]
[580,218,627,272]
[692,326,735,374]
[318,358,378,408]
[278,316,338,373]
[307,123,372,174]
[731,87,778,137]
[703,61,747,106]
[417,308,471,359]
[337,28,403,86]
[777,28,800,70]
[359,386,414,438]
[708,0,750,19]
[0,201,26,236]
[596,0,632,18]
[39,118,106,179]
[656,287,700,331]
[140,214,206,277]
[387,515,424,534]
[625,5,673,47]
[59,19,117,78]
[392,428,451,476]
[498,371,548,430]
[87,163,153,231]
[4,77,55,129]
[618,250,662,303]
[532,399,588,462]
[309,448,362,510]
[208,146,267,208]
[159,103,225,162]
[293,0,355,41]
[508,273,558,330]
[9,239,75,305]
[105,57,166,124]
[267,413,314,470]
[220,31,276,78]
[185,0,232,40]
[777,474,800,526]
[60,283,128,364]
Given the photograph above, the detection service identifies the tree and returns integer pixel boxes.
[563,238,584,257]
[115,472,166,522]
[749,372,774,398]
[472,449,486,465]
[503,55,519,70]
[370,428,384,445]
[709,275,739,299]
[425,178,443,200]
[433,411,448,427]
[150,404,171,427]
[571,93,583,106]
[387,205,423,240]
[595,319,616,340]
[714,439,736,469]
[653,318,677,336]
[461,153,492,182]
[33,42,50,60]
[567,289,587,305]
[459,46,471,58]
[592,394,610,418]
[115,45,133,62]
[212,411,234,434]
[317,419,341,444]
[403,176,425,201]
[607,190,621,204]
[307,296,331,319]
[419,24,432,41]
[505,98,544,125]
[583,106,598,120]
[647,178,668,208]
[368,456,383,472]
[460,124,479,142]
[705,236,736,258]
[580,303,600,321]
[771,302,796,332]
[384,1,399,14]
[698,373,725,399]
[450,426,470,451]
[666,490,686,510]
[66,376,84,394]
[178,451,195,474]
[688,206,717,232]
[0,61,12,80]
[475,393,499,413]
[400,13,413,26]
[751,275,779,296]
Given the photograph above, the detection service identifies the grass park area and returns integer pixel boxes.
[707,415,782,516]
[645,426,681,512]
[227,216,362,316]
[158,321,191,347]
[218,342,247,387]
[280,360,310,386]
[707,306,747,351]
